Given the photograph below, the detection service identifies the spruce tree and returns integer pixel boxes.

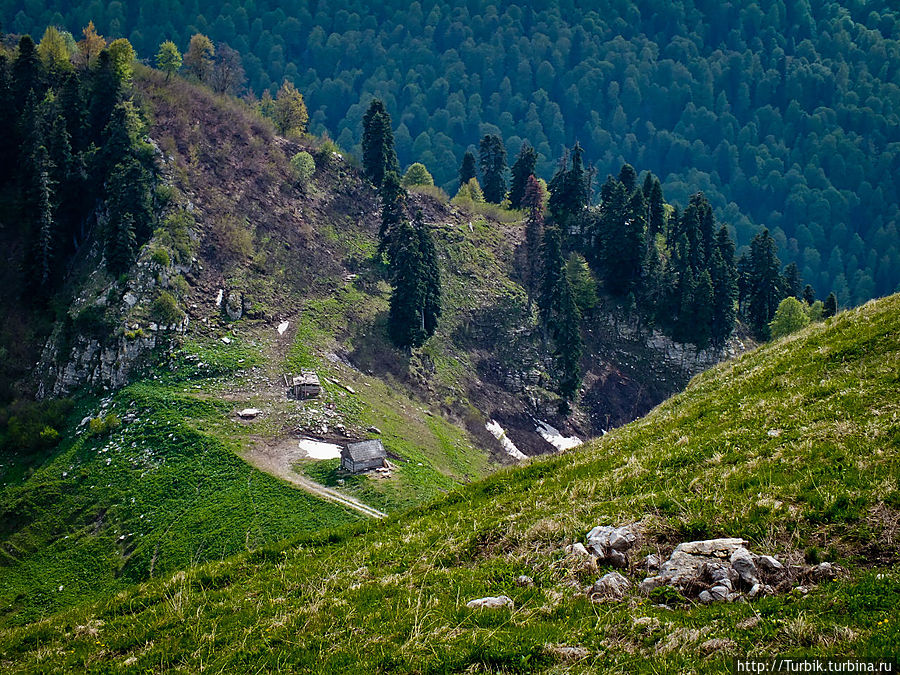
[378,170,406,259]
[603,184,645,296]
[642,171,654,199]
[89,50,120,145]
[13,35,44,107]
[640,231,665,319]
[747,228,783,339]
[548,144,590,233]
[458,150,477,189]
[674,263,696,344]
[693,269,715,349]
[522,175,545,311]
[0,54,14,183]
[414,209,441,337]
[362,99,398,188]
[478,134,507,204]
[554,267,583,411]
[106,212,136,276]
[34,146,55,288]
[617,163,637,194]
[508,142,537,209]
[538,225,565,335]
[783,262,801,299]
[648,178,666,237]
[802,284,816,305]
[387,218,425,349]
[710,226,738,347]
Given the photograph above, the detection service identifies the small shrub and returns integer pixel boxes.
[74,305,116,340]
[648,585,686,606]
[290,151,316,187]
[216,217,254,261]
[88,414,120,437]
[124,328,145,340]
[150,291,185,326]
[157,210,193,264]
[149,247,171,268]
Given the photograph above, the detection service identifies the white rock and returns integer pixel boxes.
[608,527,637,552]
[591,571,631,600]
[466,595,513,610]
[756,555,784,573]
[565,542,591,557]
[674,538,747,557]
[709,585,730,601]
[238,408,262,419]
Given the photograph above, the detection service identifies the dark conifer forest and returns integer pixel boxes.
[5,0,899,307]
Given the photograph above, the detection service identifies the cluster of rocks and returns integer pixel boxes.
[565,524,639,569]
[639,537,790,603]
[562,527,839,605]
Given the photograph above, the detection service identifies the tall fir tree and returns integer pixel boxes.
[802,284,816,305]
[617,163,637,194]
[710,225,738,347]
[554,267,583,411]
[457,150,477,189]
[508,143,537,210]
[387,211,440,349]
[33,145,55,288]
[413,209,441,337]
[648,178,666,237]
[13,35,44,108]
[478,133,507,204]
[522,175,545,311]
[548,143,590,235]
[378,170,406,259]
[361,99,398,188]
[538,225,565,336]
[692,269,715,349]
[88,50,120,145]
[747,228,784,339]
[783,262,802,299]
[387,218,424,348]
[106,211,136,276]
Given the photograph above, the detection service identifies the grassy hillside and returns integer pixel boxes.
[2,294,897,672]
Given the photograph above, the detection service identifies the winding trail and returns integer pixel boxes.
[242,440,386,519]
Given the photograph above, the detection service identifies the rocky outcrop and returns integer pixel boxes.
[36,318,188,398]
[562,528,837,606]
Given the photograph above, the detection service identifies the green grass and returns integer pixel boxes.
[0,337,361,627]
[2,295,898,672]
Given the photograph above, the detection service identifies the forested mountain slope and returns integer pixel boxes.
[5,0,900,307]
[2,292,898,673]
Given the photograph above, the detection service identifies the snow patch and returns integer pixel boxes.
[298,438,342,460]
[215,289,224,307]
[277,321,290,335]
[485,420,527,460]
[536,421,582,451]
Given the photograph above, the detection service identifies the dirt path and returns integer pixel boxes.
[242,439,387,519]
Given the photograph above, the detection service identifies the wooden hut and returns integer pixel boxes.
[340,440,387,473]
[287,370,321,399]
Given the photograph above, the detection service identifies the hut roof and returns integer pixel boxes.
[341,440,387,462]
[292,371,320,386]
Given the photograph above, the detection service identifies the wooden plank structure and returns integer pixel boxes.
[340,440,387,473]
[286,370,322,399]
